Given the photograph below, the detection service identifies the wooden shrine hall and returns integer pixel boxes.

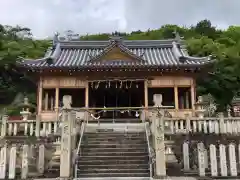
[18,34,212,121]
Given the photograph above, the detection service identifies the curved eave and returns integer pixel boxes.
[16,57,50,66]
[18,61,213,71]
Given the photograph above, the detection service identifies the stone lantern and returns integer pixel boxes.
[195,96,206,119]
[19,97,35,121]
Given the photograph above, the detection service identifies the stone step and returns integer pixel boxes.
[83,140,147,144]
[76,178,150,180]
[78,172,149,178]
[81,143,147,148]
[87,119,142,123]
[79,164,149,169]
[78,155,149,161]
[81,151,148,156]
[82,147,148,152]
[84,135,146,139]
[79,159,148,165]
[85,132,146,136]
[78,168,149,175]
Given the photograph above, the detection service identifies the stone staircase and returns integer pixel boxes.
[75,124,150,179]
[87,118,141,124]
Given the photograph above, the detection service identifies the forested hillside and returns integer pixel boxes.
[1,19,240,111]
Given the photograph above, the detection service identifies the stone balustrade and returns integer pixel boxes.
[0,144,47,179]
[183,142,240,177]
[0,115,61,138]
[2,111,240,137]
[163,116,240,135]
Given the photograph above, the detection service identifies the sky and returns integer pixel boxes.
[0,0,240,39]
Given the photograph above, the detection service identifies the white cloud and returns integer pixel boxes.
[0,0,239,38]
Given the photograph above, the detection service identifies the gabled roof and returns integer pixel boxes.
[18,35,213,70]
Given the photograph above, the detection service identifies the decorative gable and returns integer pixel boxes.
[87,39,145,63]
[99,47,136,62]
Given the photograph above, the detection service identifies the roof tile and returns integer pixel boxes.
[19,39,212,69]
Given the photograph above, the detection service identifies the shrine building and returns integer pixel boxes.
[18,34,213,121]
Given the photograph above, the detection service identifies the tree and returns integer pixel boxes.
[2,20,240,112]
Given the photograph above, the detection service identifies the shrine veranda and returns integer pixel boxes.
[0,34,240,179]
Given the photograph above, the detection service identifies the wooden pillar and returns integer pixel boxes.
[174,86,179,110]
[191,83,195,110]
[55,88,59,109]
[85,82,89,107]
[38,78,43,114]
[44,92,48,111]
[144,80,148,107]
[55,87,59,119]
[186,91,190,109]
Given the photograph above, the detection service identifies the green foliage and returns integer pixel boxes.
[1,20,240,111]
[0,25,50,105]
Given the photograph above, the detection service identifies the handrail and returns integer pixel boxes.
[140,110,153,178]
[74,118,88,178]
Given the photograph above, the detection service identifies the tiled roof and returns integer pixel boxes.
[18,36,213,69]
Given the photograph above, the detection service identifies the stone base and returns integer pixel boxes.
[154,177,197,180]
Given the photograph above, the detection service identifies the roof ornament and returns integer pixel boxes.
[64,30,80,41]
[109,32,123,43]
[173,30,183,43]
[53,32,60,46]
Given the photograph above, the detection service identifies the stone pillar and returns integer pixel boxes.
[38,144,45,174]
[1,115,7,137]
[219,144,227,176]
[174,86,179,110]
[209,144,218,177]
[60,110,73,178]
[0,145,7,179]
[185,114,191,132]
[8,145,17,179]
[219,112,225,134]
[35,115,40,137]
[21,144,29,179]
[183,141,190,171]
[229,143,237,176]
[153,110,166,177]
[152,94,166,177]
[197,142,205,176]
